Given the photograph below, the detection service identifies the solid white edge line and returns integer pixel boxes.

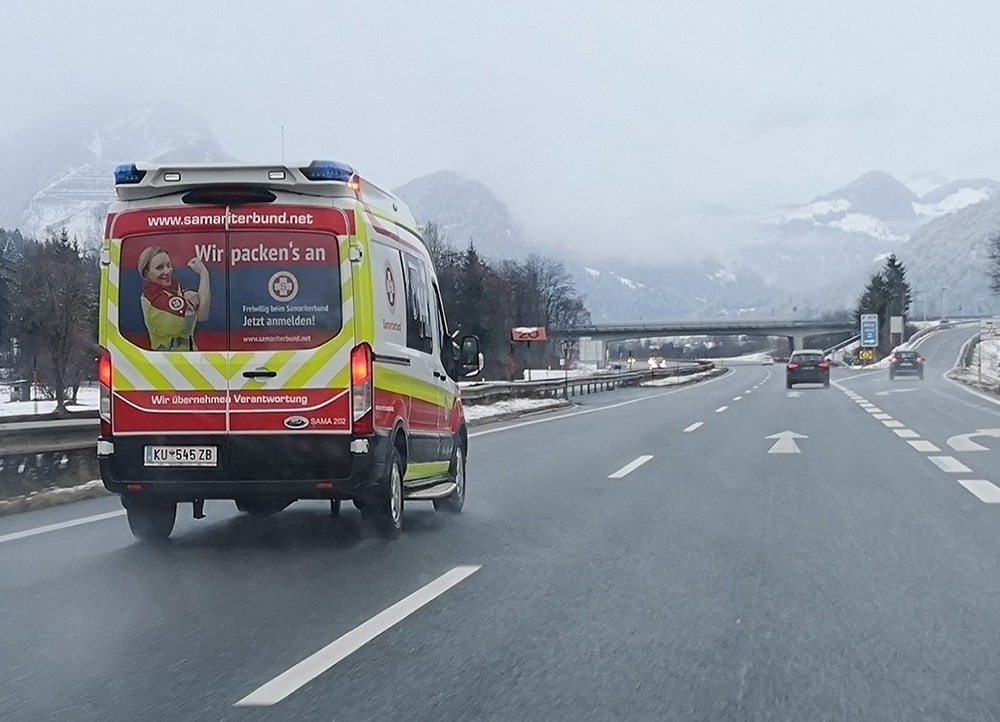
[469,368,735,438]
[928,456,973,473]
[683,422,703,432]
[609,455,654,479]
[0,510,126,544]
[959,479,1000,503]
[235,565,481,707]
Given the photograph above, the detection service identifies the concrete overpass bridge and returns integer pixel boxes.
[552,319,856,364]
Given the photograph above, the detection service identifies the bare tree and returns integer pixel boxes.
[14,230,99,413]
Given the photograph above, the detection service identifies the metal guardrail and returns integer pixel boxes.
[461,362,716,404]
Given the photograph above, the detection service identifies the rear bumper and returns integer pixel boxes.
[787,371,829,384]
[890,366,923,375]
[99,432,392,502]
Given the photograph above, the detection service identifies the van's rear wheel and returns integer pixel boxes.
[125,502,176,542]
[376,449,404,538]
[434,445,466,513]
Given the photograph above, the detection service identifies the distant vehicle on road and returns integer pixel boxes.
[786,349,830,389]
[889,350,924,380]
[761,355,774,365]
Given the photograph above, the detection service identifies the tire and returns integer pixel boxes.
[434,444,466,514]
[823,379,830,388]
[786,381,793,390]
[376,448,404,538]
[125,502,176,542]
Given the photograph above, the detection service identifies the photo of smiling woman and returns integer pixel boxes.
[137,246,212,351]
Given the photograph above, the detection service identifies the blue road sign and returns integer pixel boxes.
[860,314,879,347]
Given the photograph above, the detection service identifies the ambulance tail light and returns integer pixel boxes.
[98,348,112,437]
[351,343,374,435]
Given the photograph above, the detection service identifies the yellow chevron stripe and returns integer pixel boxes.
[285,333,353,389]
[377,366,451,409]
[163,352,219,390]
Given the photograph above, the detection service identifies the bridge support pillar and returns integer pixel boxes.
[788,334,809,353]
[577,338,608,369]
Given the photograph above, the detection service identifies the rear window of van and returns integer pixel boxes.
[118,230,342,352]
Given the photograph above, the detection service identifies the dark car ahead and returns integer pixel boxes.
[889,349,924,380]
[786,350,830,389]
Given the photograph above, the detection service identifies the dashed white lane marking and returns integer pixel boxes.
[959,480,1000,504]
[715,406,728,413]
[0,510,126,545]
[683,422,704,433]
[866,407,884,413]
[733,396,743,401]
[609,455,655,479]
[882,420,905,429]
[928,456,973,474]
[235,565,481,707]
[872,413,893,420]
[894,429,920,439]
[908,440,941,452]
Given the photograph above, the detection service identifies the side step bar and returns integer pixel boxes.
[404,481,457,500]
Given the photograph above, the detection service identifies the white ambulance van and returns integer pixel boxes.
[98,161,482,541]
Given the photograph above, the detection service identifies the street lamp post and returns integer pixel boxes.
[941,286,948,321]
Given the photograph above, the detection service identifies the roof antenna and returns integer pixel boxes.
[281,126,285,163]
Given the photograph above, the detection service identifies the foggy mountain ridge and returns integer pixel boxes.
[3,106,999,322]
[0,104,233,243]
[398,167,1000,321]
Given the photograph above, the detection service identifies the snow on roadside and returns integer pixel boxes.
[641,370,718,387]
[0,386,99,417]
[463,397,568,422]
[971,339,1000,385]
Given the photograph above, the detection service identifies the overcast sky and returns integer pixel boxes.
[3,0,1000,260]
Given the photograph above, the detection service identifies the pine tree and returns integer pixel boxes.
[853,254,913,353]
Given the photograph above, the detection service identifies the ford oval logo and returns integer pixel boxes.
[284,415,309,430]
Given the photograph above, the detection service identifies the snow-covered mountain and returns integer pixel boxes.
[0,104,233,244]
[742,171,1000,303]
[396,168,1000,321]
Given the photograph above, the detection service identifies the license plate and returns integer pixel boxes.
[144,446,217,467]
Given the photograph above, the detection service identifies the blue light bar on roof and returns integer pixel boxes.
[301,160,354,182]
[114,164,146,184]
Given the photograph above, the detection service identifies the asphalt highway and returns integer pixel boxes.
[4,326,1000,721]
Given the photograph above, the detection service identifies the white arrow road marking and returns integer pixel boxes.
[928,456,973,473]
[609,455,654,478]
[908,440,941,452]
[766,431,808,454]
[235,565,481,706]
[875,388,920,396]
[683,422,703,433]
[959,480,1000,503]
[947,429,1000,452]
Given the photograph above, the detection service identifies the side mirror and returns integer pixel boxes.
[460,335,482,377]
